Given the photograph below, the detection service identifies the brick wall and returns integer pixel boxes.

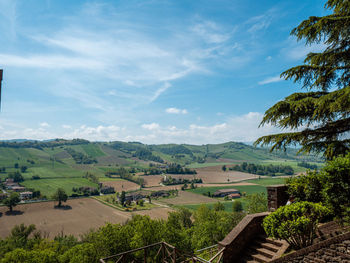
[267,185,288,211]
[218,212,269,263]
[270,231,350,262]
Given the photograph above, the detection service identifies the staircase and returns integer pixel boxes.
[239,235,289,263]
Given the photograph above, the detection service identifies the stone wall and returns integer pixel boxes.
[267,185,288,211]
[218,212,269,263]
[270,231,350,263]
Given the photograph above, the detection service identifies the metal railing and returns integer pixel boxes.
[99,242,224,263]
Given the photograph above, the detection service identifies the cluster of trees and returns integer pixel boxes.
[72,187,99,196]
[7,171,24,182]
[297,161,318,170]
[166,164,197,175]
[65,148,97,164]
[229,162,294,176]
[161,176,202,186]
[156,145,193,156]
[143,164,197,176]
[83,172,99,184]
[0,138,89,150]
[132,149,164,163]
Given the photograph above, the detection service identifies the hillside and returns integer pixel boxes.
[0,139,322,196]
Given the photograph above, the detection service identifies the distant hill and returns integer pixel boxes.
[0,139,321,170]
[0,139,323,197]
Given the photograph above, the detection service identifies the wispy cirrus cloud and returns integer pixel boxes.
[165,107,188,114]
[258,75,282,85]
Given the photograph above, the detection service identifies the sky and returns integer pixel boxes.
[0,0,328,144]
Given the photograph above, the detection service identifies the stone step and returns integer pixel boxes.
[251,253,271,263]
[259,242,280,253]
[254,248,274,259]
[257,236,283,247]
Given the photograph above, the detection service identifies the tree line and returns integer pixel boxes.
[65,148,97,164]
[229,162,294,176]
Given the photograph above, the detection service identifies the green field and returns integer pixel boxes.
[21,178,99,197]
[189,184,267,196]
[243,177,289,186]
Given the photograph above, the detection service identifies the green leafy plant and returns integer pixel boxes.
[263,201,329,249]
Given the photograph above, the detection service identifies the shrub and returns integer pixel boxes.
[322,154,350,221]
[213,202,225,211]
[286,170,325,203]
[245,193,267,214]
[232,201,243,212]
[263,202,329,249]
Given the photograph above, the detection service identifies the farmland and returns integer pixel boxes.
[0,198,174,238]
[0,139,322,238]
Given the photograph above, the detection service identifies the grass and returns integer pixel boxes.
[188,184,267,196]
[177,198,249,212]
[259,160,324,174]
[243,177,289,186]
[98,177,123,182]
[186,162,238,169]
[21,177,99,197]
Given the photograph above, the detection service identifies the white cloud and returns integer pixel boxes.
[150,82,171,103]
[62,124,71,129]
[191,20,231,44]
[246,9,277,34]
[258,75,282,85]
[0,54,103,70]
[39,122,50,128]
[141,123,160,130]
[0,112,285,144]
[165,107,188,114]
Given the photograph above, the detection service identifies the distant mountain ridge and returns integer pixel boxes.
[0,139,321,165]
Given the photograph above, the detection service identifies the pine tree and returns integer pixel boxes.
[255,0,350,159]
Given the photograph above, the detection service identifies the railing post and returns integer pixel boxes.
[144,247,147,263]
[172,247,176,263]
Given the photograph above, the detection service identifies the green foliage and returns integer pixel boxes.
[230,162,294,176]
[245,193,267,214]
[255,0,350,159]
[213,202,225,211]
[7,171,24,182]
[297,161,318,170]
[59,243,99,263]
[65,148,97,164]
[322,153,350,220]
[191,205,244,249]
[3,192,20,212]
[120,191,126,206]
[263,202,330,249]
[232,201,243,212]
[52,188,68,207]
[286,170,325,203]
[0,206,245,262]
[1,248,58,263]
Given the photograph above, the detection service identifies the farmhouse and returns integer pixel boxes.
[0,193,7,201]
[212,188,240,197]
[12,186,26,192]
[124,193,145,202]
[228,193,241,199]
[20,191,33,200]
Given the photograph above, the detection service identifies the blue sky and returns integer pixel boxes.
[0,0,327,144]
